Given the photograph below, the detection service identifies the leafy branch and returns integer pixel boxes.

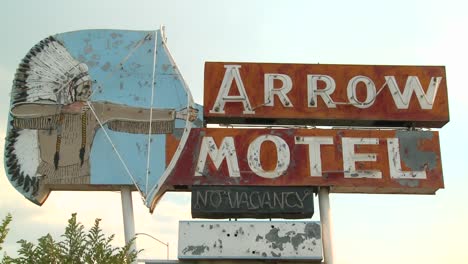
[0,213,139,264]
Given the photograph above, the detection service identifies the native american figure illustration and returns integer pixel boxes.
[4,35,197,204]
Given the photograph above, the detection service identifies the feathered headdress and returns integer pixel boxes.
[5,36,91,204]
[12,36,91,107]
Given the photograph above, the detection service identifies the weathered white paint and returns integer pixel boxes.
[14,129,40,176]
[385,76,442,109]
[264,74,293,107]
[307,75,337,108]
[247,135,290,179]
[295,136,333,177]
[195,137,240,177]
[193,134,434,180]
[387,138,426,179]
[346,76,376,108]
[178,221,322,260]
[342,137,382,178]
[209,65,254,114]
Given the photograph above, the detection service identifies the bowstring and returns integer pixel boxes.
[86,101,146,199]
[145,31,158,195]
[146,34,195,204]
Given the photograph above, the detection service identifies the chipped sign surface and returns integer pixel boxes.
[204,62,449,127]
[150,128,443,210]
[179,221,322,260]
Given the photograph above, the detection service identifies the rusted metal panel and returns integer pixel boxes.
[178,221,322,260]
[204,62,449,128]
[150,127,443,210]
[191,186,314,219]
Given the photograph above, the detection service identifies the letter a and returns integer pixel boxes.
[209,65,255,114]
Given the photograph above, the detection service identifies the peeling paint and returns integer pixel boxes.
[172,128,184,139]
[101,62,111,71]
[396,131,437,170]
[162,64,171,72]
[110,32,122,39]
[304,222,321,239]
[291,234,305,250]
[179,221,322,260]
[397,179,420,187]
[265,228,291,250]
[182,245,209,255]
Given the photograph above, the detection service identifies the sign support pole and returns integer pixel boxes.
[319,187,334,264]
[121,186,137,263]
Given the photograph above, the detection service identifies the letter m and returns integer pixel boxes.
[195,136,240,177]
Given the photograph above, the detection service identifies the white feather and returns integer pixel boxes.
[19,38,87,105]
[13,129,40,177]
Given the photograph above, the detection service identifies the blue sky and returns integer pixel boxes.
[1,0,467,263]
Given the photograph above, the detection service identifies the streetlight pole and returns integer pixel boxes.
[135,232,170,260]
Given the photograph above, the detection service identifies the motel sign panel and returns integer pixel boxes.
[149,128,443,210]
[148,62,447,210]
[204,62,448,127]
[3,31,446,215]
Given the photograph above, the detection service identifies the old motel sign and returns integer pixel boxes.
[5,31,446,219]
[149,127,443,211]
[147,62,447,211]
[204,62,448,127]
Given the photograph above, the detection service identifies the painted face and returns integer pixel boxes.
[67,63,92,102]
[73,76,92,102]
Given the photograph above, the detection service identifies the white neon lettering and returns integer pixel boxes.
[295,136,333,176]
[342,137,382,178]
[195,136,240,177]
[247,135,290,179]
[264,73,293,107]
[347,76,376,109]
[209,65,254,114]
[307,75,337,108]
[385,76,442,109]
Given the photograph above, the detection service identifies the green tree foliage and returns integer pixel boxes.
[0,214,12,252]
[0,213,138,264]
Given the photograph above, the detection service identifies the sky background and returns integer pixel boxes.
[1,0,467,263]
